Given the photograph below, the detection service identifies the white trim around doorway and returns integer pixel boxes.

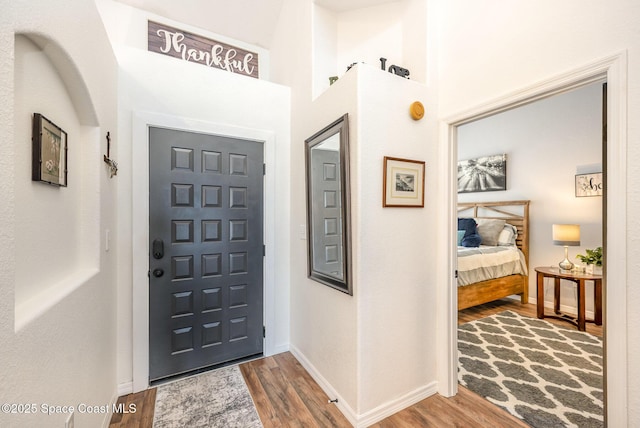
[131,111,278,393]
[437,51,628,426]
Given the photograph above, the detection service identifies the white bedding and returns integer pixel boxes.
[457,245,528,286]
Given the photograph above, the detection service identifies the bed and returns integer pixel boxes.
[457,200,530,310]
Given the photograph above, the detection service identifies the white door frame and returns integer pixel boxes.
[132,111,277,392]
[437,52,628,426]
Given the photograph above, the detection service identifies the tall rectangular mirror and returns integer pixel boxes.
[305,114,352,295]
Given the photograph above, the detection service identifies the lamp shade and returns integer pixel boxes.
[552,224,580,246]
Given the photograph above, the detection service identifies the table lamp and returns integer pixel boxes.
[552,224,580,271]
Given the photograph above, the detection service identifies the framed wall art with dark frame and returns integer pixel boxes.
[383,156,425,207]
[32,113,68,187]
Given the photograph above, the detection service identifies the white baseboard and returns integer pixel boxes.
[117,381,133,397]
[356,381,438,427]
[269,343,290,356]
[289,345,358,425]
[101,391,119,428]
[289,344,438,427]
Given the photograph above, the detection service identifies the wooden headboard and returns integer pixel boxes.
[457,200,530,265]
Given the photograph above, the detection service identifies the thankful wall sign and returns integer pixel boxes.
[148,21,259,79]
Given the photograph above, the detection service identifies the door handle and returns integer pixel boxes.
[152,268,164,278]
[152,239,164,259]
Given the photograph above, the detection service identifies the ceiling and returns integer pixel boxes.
[115,0,399,48]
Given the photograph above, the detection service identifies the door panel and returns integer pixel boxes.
[310,149,343,279]
[149,127,264,382]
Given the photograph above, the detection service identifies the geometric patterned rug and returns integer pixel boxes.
[153,365,263,428]
[458,311,603,427]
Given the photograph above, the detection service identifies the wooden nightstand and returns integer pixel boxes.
[535,266,602,331]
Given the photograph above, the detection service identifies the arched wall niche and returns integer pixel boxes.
[13,32,101,331]
[20,32,99,127]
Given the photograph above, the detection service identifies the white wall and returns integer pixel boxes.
[435,0,640,424]
[290,67,361,413]
[0,0,119,427]
[291,63,438,425]
[312,4,339,98]
[312,0,428,99]
[458,82,603,314]
[273,1,437,423]
[96,0,292,392]
[336,0,428,83]
[336,3,404,75]
[13,36,100,310]
[356,65,437,417]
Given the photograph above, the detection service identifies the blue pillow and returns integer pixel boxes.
[462,233,482,247]
[457,230,465,246]
[457,218,477,236]
[458,218,482,247]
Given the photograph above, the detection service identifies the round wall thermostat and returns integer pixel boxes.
[410,101,424,120]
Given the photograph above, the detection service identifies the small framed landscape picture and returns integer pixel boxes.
[383,156,425,207]
[32,113,67,187]
[575,172,603,197]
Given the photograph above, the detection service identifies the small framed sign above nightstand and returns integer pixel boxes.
[575,172,603,197]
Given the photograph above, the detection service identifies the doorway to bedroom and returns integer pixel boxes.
[454,81,606,427]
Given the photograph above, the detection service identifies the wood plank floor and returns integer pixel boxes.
[239,352,351,427]
[110,299,602,427]
[240,346,530,427]
[109,387,156,428]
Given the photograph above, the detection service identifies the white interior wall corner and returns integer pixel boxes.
[290,64,439,424]
[355,65,436,417]
[294,66,360,408]
[0,0,119,426]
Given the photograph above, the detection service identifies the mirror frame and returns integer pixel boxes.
[305,114,352,295]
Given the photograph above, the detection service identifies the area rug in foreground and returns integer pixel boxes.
[153,365,263,428]
[458,310,603,427]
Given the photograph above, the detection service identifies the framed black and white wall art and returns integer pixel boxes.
[457,153,506,193]
[32,113,68,187]
[383,156,425,207]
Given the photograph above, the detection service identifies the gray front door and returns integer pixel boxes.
[148,127,264,382]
